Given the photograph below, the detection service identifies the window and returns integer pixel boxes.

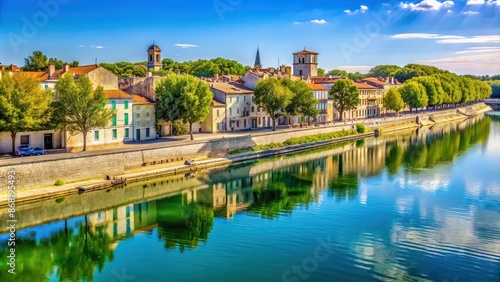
[299,70,303,76]
[112,129,117,139]
[125,128,129,138]
[236,121,240,127]
[136,121,141,127]
[44,85,48,89]
[146,120,150,126]
[146,128,150,137]
[111,100,116,110]
[230,97,233,103]
[217,110,220,117]
[124,100,129,109]
[136,113,140,118]
[244,119,247,128]
[252,106,254,112]
[243,96,247,102]
[146,112,150,117]
[149,54,153,62]
[230,108,232,115]
[20,135,30,145]
[124,113,129,125]
[156,54,160,62]
[237,108,240,114]
[236,96,239,102]
[112,115,117,126]
[94,130,99,141]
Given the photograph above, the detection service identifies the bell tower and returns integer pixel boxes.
[147,42,162,71]
[292,49,319,78]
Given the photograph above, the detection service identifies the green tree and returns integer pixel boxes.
[383,88,405,116]
[399,81,428,112]
[317,68,326,76]
[326,69,348,77]
[412,76,445,107]
[155,74,214,140]
[348,72,367,80]
[328,79,360,121]
[0,72,52,153]
[23,50,49,71]
[49,57,64,70]
[70,60,79,67]
[281,79,319,123]
[53,74,115,151]
[253,78,292,131]
[100,62,147,78]
[367,65,402,78]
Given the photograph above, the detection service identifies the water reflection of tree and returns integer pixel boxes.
[55,216,115,281]
[0,232,53,282]
[329,154,359,202]
[387,117,492,173]
[156,197,214,252]
[0,217,114,282]
[248,166,315,219]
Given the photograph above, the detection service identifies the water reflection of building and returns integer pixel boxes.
[87,204,135,238]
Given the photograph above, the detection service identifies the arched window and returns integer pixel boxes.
[299,70,303,76]
[149,54,153,62]
[156,54,160,62]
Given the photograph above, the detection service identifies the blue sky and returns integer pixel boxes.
[0,0,499,75]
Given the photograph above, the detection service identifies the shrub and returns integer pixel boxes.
[172,120,189,136]
[54,178,64,186]
[356,123,366,133]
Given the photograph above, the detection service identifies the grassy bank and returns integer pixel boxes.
[229,128,360,155]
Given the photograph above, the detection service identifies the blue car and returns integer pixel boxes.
[32,147,47,155]
[15,145,34,156]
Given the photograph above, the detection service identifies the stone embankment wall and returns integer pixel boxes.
[0,103,487,192]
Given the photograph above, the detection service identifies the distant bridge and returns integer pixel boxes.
[484,99,500,110]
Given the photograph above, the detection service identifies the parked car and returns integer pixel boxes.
[32,147,47,155]
[15,145,34,156]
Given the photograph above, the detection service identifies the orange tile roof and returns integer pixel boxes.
[22,71,49,81]
[293,49,319,55]
[306,82,328,91]
[130,94,155,104]
[210,82,253,95]
[51,64,99,79]
[353,82,378,90]
[210,99,226,107]
[104,89,132,99]
[362,77,388,85]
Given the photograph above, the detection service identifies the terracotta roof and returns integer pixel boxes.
[293,49,319,55]
[104,89,132,99]
[130,94,155,104]
[353,82,378,90]
[362,77,401,86]
[210,82,254,95]
[210,99,226,107]
[23,71,49,81]
[306,83,328,91]
[50,64,99,79]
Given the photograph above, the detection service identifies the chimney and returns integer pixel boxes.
[48,62,55,78]
[390,77,394,84]
[63,62,70,72]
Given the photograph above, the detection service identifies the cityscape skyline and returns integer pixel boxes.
[1,0,499,75]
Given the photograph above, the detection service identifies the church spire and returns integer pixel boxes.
[254,47,262,69]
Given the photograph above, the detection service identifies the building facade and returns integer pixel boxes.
[293,49,319,78]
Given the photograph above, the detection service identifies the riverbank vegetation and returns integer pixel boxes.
[229,128,360,154]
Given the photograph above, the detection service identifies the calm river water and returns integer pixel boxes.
[1,113,499,282]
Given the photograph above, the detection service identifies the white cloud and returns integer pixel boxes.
[293,21,301,24]
[90,45,104,49]
[310,19,327,24]
[455,47,500,54]
[345,5,369,15]
[487,0,500,4]
[399,0,455,11]
[461,10,480,14]
[390,33,500,44]
[390,33,465,39]
[174,44,198,48]
[77,45,85,48]
[466,0,485,4]
[437,35,500,43]
[415,51,500,75]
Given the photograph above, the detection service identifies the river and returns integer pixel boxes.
[1,113,499,282]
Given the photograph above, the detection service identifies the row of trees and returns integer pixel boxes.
[253,78,319,131]
[0,71,115,152]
